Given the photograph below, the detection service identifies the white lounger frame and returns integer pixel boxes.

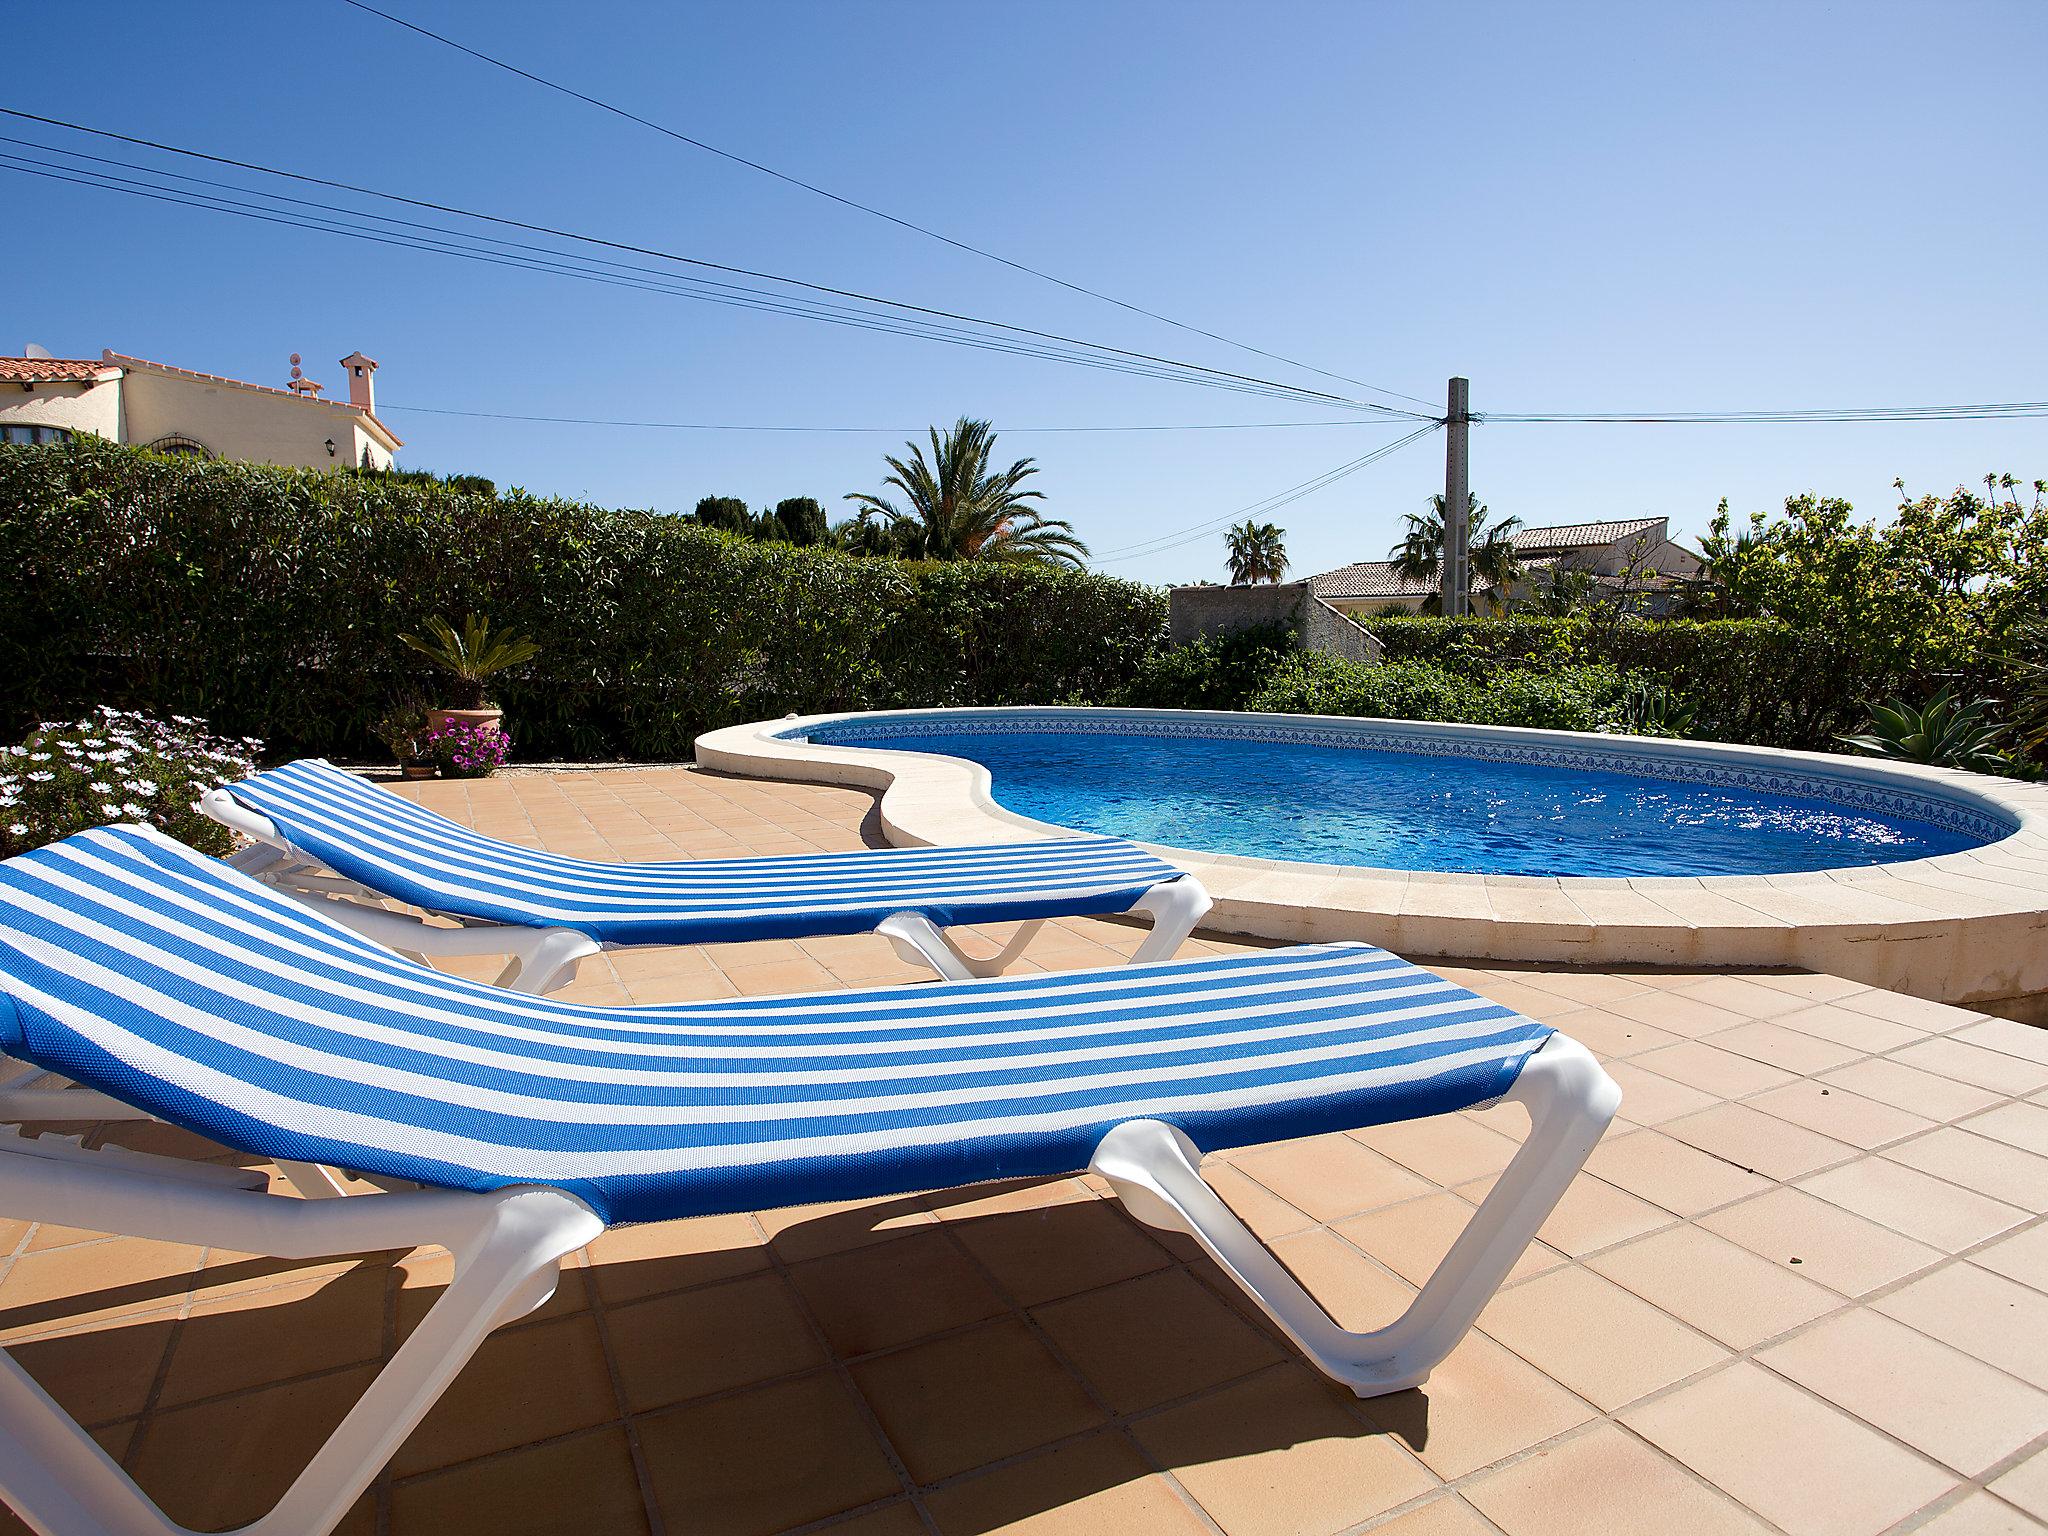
[199,789,1216,991]
[0,1035,1615,1536]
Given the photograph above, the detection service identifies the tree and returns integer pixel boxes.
[1388,493,1524,614]
[768,496,829,546]
[844,417,1088,567]
[691,495,757,536]
[1225,520,1289,584]
[1523,564,1598,616]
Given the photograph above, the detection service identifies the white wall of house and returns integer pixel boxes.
[118,367,395,470]
[0,378,120,441]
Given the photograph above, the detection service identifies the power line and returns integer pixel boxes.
[1482,404,2048,423]
[0,110,1431,419]
[377,404,1380,433]
[333,0,1441,414]
[1091,424,1440,565]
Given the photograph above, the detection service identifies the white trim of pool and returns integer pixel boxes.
[696,707,2048,1023]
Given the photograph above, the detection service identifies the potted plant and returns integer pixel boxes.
[423,717,512,779]
[371,698,436,780]
[399,614,542,737]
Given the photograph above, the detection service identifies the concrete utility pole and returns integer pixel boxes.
[1442,376,1471,618]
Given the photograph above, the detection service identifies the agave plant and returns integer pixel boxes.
[1838,687,2009,773]
[1609,679,1698,739]
[399,614,542,710]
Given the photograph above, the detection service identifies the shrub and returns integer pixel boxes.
[1248,653,1640,733]
[0,708,259,857]
[0,438,1166,761]
[1113,624,1299,710]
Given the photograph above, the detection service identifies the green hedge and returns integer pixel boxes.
[1354,615,1899,749]
[0,439,1165,760]
[1248,653,1640,733]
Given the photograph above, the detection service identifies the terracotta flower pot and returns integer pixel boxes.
[426,706,504,735]
[400,762,438,781]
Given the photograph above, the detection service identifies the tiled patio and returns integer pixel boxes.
[5,766,2048,1536]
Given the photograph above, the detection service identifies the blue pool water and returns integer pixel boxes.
[807,724,1994,877]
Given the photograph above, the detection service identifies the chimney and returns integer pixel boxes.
[339,351,379,412]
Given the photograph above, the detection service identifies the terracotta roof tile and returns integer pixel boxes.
[0,357,118,383]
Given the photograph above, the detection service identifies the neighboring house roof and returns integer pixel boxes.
[0,357,120,383]
[100,350,403,449]
[1509,516,1664,552]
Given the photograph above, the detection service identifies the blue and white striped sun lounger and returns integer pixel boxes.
[0,826,1617,1536]
[201,758,1212,991]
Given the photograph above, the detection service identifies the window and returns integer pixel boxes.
[0,424,71,446]
[142,434,210,458]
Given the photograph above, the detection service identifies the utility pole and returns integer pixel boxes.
[1442,376,1471,618]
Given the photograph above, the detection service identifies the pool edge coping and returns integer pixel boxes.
[695,707,2048,1021]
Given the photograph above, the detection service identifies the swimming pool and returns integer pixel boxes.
[796,712,2011,878]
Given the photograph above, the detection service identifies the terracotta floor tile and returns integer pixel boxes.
[158,1265,388,1408]
[1746,1079,1936,1148]
[0,1237,204,1333]
[391,1313,619,1477]
[811,1502,929,1536]
[388,1426,650,1536]
[1604,989,1756,1038]
[1821,1057,2005,1121]
[1970,1223,2048,1294]
[725,956,842,996]
[849,1317,1106,1483]
[1773,1002,1922,1055]
[1957,1017,2048,1067]
[1629,1041,1798,1099]
[947,1197,1174,1307]
[1336,1193,1563,1291]
[1622,1362,1952,1536]
[584,1211,768,1303]
[1883,1127,2048,1211]
[1658,1102,1858,1181]
[4,1312,175,1426]
[1798,1158,2028,1251]
[1703,1019,1867,1076]
[1916,1490,2048,1534]
[1454,1170,1675,1257]
[1990,1444,2048,1523]
[1130,1365,1438,1536]
[638,1371,903,1536]
[1587,1224,1837,1348]
[1962,1101,2048,1157]
[1365,1495,1497,1535]
[1872,1264,2048,1388]
[1669,975,1816,1019]
[1462,1420,1767,1535]
[1347,1114,1521,1186]
[1895,1038,2048,1096]
[1233,1135,1436,1224]
[1834,988,1983,1030]
[1696,1186,1942,1297]
[1758,1308,2048,1475]
[1261,1228,1416,1332]
[1477,1264,1726,1410]
[1539,1006,1683,1060]
[1202,1160,1318,1242]
[789,1228,1008,1357]
[127,1363,381,1534]
[1583,1130,1772,1217]
[1032,1267,1282,1415]
[1518,970,1654,1007]
[924,1430,1212,1536]
[756,1195,937,1265]
[606,1270,827,1412]
[1600,1061,1722,1125]
[1359,1329,1595,1481]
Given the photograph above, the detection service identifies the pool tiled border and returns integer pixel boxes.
[697,707,2048,1024]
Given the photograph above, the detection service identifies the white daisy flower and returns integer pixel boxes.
[89,780,113,793]
[7,823,25,836]
[26,771,54,783]
[101,802,121,816]
[122,801,147,817]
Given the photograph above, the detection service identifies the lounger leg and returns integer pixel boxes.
[875,911,1046,981]
[1127,878,1213,964]
[1089,1035,1619,1396]
[0,1148,602,1536]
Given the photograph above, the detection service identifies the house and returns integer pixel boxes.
[0,347,401,470]
[1310,515,1702,617]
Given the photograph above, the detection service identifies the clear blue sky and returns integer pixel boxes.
[9,1,2044,585]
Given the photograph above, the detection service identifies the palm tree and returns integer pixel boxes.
[1225,520,1289,584]
[844,418,1088,568]
[1388,493,1523,614]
